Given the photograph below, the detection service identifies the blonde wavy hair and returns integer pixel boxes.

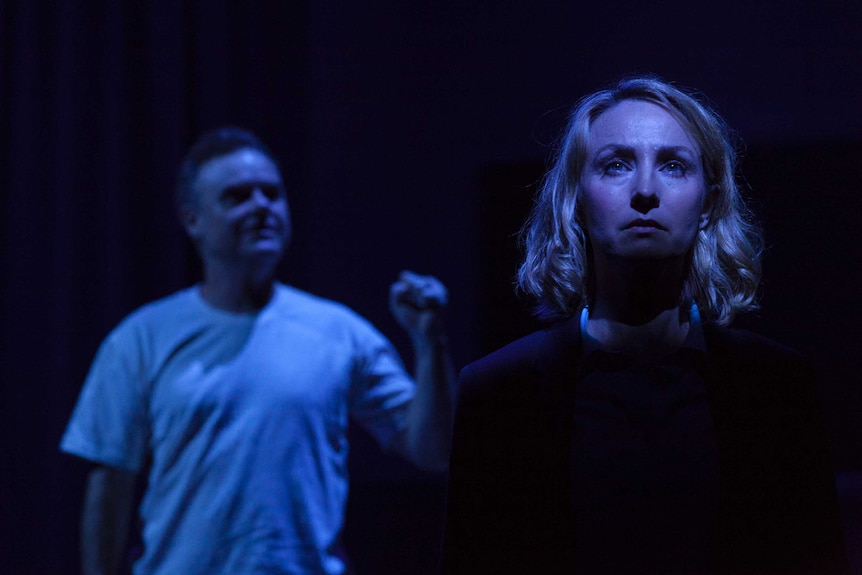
[517,76,762,325]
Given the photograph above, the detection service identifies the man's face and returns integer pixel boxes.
[183,148,291,270]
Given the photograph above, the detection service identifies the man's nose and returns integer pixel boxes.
[250,187,271,208]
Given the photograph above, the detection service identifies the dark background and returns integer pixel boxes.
[2,2,861,573]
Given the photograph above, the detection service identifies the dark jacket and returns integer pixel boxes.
[441,315,848,574]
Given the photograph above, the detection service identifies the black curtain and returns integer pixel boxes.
[3,2,862,573]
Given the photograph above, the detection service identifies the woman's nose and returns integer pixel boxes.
[631,171,660,213]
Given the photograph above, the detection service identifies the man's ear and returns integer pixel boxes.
[179,206,201,239]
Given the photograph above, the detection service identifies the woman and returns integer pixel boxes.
[441,77,847,574]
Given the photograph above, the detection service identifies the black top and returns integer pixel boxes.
[573,310,719,572]
[441,315,848,575]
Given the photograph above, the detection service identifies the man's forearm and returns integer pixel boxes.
[81,466,137,575]
[403,335,456,470]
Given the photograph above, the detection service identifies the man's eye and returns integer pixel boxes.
[261,185,283,201]
[223,189,250,205]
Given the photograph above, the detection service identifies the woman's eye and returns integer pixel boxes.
[663,160,687,175]
[603,160,627,174]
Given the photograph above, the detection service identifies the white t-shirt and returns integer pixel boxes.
[61,283,415,575]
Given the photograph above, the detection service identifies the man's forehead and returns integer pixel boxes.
[196,148,282,189]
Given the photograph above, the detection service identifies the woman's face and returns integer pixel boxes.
[579,99,710,267]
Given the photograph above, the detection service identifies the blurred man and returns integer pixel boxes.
[61,127,455,575]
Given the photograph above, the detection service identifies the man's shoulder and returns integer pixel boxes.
[274,283,350,312]
[273,284,368,323]
[109,287,201,334]
[271,283,384,342]
[134,286,199,313]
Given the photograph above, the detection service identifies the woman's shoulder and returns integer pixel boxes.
[458,315,581,396]
[461,330,549,380]
[702,324,817,400]
[704,324,808,366]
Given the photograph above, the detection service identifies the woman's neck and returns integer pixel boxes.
[587,256,689,361]
[586,306,689,362]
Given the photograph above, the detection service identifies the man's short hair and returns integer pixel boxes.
[175,127,276,211]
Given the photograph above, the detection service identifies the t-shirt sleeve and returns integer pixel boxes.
[347,319,415,451]
[59,327,149,472]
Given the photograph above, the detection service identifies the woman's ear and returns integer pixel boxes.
[699,184,718,230]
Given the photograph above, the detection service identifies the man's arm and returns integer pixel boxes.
[389,270,456,471]
[81,465,137,575]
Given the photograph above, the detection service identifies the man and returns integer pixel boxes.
[61,127,455,575]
